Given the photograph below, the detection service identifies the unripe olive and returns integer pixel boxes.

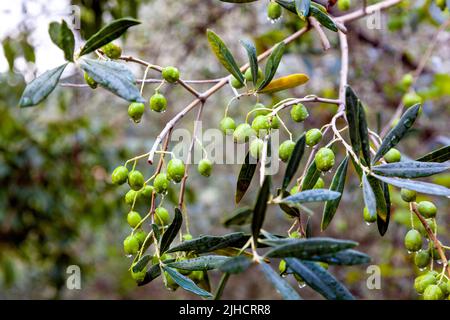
[162,66,180,83]
[220,117,236,135]
[314,148,335,171]
[183,234,193,241]
[128,102,145,123]
[402,92,422,108]
[400,189,416,202]
[111,166,129,185]
[130,267,147,283]
[125,189,140,206]
[414,273,437,294]
[127,211,142,228]
[167,158,185,183]
[250,138,264,159]
[290,103,309,122]
[438,281,449,296]
[155,207,170,226]
[150,93,167,112]
[401,73,413,88]
[84,72,97,89]
[268,115,280,129]
[279,140,296,162]
[290,185,299,195]
[123,235,139,255]
[244,67,263,83]
[305,128,323,147]
[140,185,154,200]
[414,250,431,269]
[189,270,204,283]
[251,115,270,134]
[383,148,401,163]
[252,103,270,118]
[153,173,170,194]
[419,218,436,237]
[153,253,173,265]
[267,2,282,20]
[198,159,213,177]
[102,42,122,59]
[313,177,325,189]
[164,271,179,291]
[436,0,446,10]
[128,170,144,191]
[230,75,244,89]
[279,259,287,274]
[135,230,147,246]
[430,246,440,261]
[317,262,329,270]
[404,229,422,252]
[338,0,351,11]
[423,284,444,300]
[417,201,437,218]
[363,207,377,223]
[233,123,256,143]
[289,231,301,239]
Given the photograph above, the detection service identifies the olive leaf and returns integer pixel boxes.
[167,232,249,254]
[303,249,371,266]
[280,189,341,205]
[321,156,349,231]
[207,30,244,85]
[345,86,361,157]
[258,42,286,91]
[372,104,421,164]
[162,266,212,298]
[79,59,145,103]
[301,161,321,191]
[219,256,252,274]
[79,17,141,56]
[159,208,183,254]
[167,256,230,271]
[236,152,257,203]
[362,173,377,220]
[258,74,309,94]
[377,181,391,236]
[48,20,75,62]
[278,189,300,218]
[416,145,450,163]
[309,3,338,32]
[367,175,388,224]
[252,176,271,242]
[295,0,311,19]
[240,40,258,85]
[282,133,306,189]
[372,161,450,178]
[137,264,162,287]
[19,63,68,107]
[222,206,253,227]
[358,101,371,167]
[265,237,358,258]
[258,263,302,300]
[285,259,354,300]
[131,255,152,273]
[372,174,450,197]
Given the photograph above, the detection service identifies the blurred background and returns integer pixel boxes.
[0,0,449,299]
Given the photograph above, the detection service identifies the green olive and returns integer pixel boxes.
[162,66,180,83]
[111,166,129,185]
[153,173,170,194]
[404,229,422,252]
[167,158,185,183]
[150,93,167,112]
[290,103,309,122]
[278,140,296,162]
[155,207,170,226]
[417,201,437,218]
[383,148,401,163]
[128,170,144,191]
[102,42,122,59]
[314,148,335,171]
[198,159,213,177]
[127,211,142,228]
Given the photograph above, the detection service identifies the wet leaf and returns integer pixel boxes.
[372,174,450,197]
[162,266,212,298]
[219,256,252,274]
[236,152,257,203]
[159,208,183,254]
[416,145,450,163]
[258,42,286,91]
[48,20,75,62]
[259,263,302,300]
[240,40,258,85]
[222,207,253,227]
[373,161,450,178]
[252,176,271,241]
[167,255,230,271]
[282,134,306,189]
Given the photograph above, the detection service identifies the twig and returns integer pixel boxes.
[309,17,331,51]
[336,0,403,23]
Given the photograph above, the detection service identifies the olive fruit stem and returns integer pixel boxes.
[140,65,152,95]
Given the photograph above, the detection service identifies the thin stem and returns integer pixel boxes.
[309,17,330,51]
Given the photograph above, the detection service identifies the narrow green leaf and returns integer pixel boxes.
[372,104,421,164]
[321,156,349,231]
[240,40,258,85]
[19,63,68,107]
[305,217,313,238]
[162,266,212,298]
[275,0,297,13]
[258,42,286,91]
[309,4,338,32]
[222,207,253,227]
[373,161,450,178]
[301,161,321,191]
[219,256,252,274]
[282,134,306,189]
[285,259,354,300]
[259,263,302,300]
[367,175,388,224]
[236,152,257,203]
[132,255,152,273]
[278,189,300,218]
[252,176,271,241]
[137,264,162,287]
[345,86,361,157]
[281,189,341,205]
[295,0,311,18]
[304,249,371,266]
[79,59,144,103]
[152,223,161,242]
[377,181,391,236]
[266,237,358,258]
[416,145,450,163]
[79,17,141,56]
[358,101,371,167]
[362,173,377,219]
[167,256,230,271]
[159,208,183,254]
[372,174,450,197]
[207,30,244,85]
[48,20,75,62]
[167,232,249,254]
